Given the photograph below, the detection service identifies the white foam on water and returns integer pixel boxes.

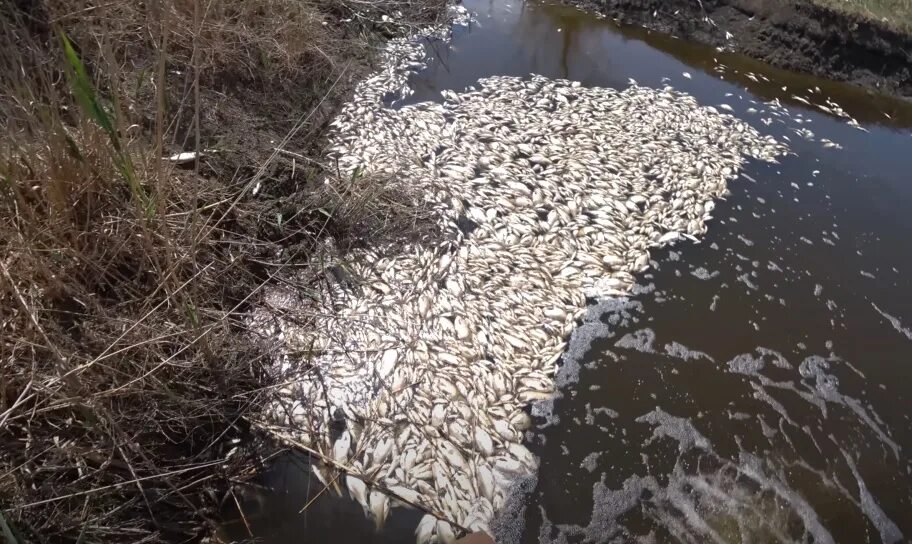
[798,355,900,457]
[691,267,719,280]
[664,341,714,362]
[872,302,912,342]
[495,275,906,543]
[636,408,711,452]
[528,402,901,544]
[533,424,839,544]
[557,297,642,389]
[580,452,600,473]
[614,328,657,353]
[843,451,904,544]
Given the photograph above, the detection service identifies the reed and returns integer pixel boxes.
[0,0,445,541]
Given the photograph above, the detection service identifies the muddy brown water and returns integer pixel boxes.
[219,1,912,542]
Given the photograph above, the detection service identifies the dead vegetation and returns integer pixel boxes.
[808,0,912,32]
[0,0,445,541]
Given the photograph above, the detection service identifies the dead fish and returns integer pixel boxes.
[474,427,494,456]
[416,514,437,544]
[378,349,398,379]
[454,316,471,339]
[436,520,456,543]
[369,490,390,529]
[508,443,537,469]
[477,464,495,501]
[167,151,200,164]
[493,419,515,441]
[265,57,789,534]
[389,485,421,506]
[346,475,369,511]
[333,431,351,462]
[372,437,394,466]
[440,442,467,471]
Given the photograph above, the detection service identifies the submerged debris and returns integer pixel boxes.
[251,5,786,541]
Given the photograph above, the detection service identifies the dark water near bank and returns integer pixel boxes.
[220,1,912,542]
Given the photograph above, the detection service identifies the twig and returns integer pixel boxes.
[231,488,254,538]
[0,260,78,390]
[50,2,118,23]
[8,461,222,510]
[0,380,33,429]
[115,442,159,529]
[272,147,326,167]
[55,262,213,384]
[298,468,342,513]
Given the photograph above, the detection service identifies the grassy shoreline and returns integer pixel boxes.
[0,1,443,541]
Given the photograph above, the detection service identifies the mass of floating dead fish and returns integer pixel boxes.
[251,6,787,542]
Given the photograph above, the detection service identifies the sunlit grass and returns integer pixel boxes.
[809,0,912,31]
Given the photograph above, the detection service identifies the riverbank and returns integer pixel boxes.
[562,0,912,97]
[0,1,444,541]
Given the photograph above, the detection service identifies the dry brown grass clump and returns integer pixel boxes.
[0,0,445,541]
[808,0,912,32]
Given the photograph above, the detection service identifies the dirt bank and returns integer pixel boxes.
[563,0,912,97]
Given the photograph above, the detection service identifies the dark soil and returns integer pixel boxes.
[563,0,912,97]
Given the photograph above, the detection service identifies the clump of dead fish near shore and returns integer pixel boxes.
[252,5,786,542]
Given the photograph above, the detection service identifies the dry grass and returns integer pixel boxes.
[0,0,444,541]
[807,0,912,31]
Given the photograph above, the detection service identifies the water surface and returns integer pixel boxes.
[220,1,912,542]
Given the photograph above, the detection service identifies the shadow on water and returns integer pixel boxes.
[223,0,912,542]
[217,453,423,542]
